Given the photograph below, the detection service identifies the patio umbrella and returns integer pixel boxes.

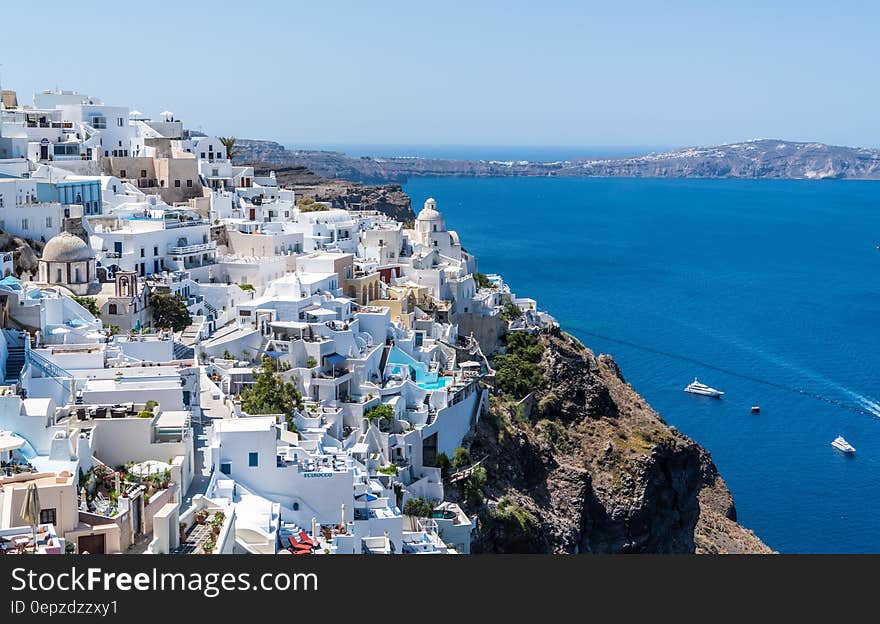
[19,482,40,550]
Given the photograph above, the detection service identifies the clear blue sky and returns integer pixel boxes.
[2,1,877,148]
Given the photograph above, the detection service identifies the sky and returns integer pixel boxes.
[1,1,878,149]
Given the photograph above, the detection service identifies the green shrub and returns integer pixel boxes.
[434,452,451,478]
[452,446,471,469]
[365,403,394,423]
[492,497,537,537]
[377,465,399,476]
[306,356,317,368]
[137,410,154,419]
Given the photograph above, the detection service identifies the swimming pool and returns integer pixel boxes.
[417,377,452,391]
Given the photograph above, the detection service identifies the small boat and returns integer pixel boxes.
[751,406,761,413]
[831,436,856,454]
[684,377,724,398]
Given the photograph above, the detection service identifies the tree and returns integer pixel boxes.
[72,296,99,316]
[463,466,487,507]
[452,446,472,469]
[365,403,394,430]
[150,291,191,332]
[494,354,544,399]
[218,136,236,160]
[434,452,451,478]
[500,298,522,321]
[403,497,434,518]
[241,357,303,416]
[473,272,493,290]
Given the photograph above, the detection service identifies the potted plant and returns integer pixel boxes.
[194,510,207,525]
[179,522,187,543]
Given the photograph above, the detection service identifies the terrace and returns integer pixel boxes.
[0,523,63,555]
[175,508,229,555]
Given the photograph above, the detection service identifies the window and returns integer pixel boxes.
[140,248,145,258]
[186,179,192,188]
[220,462,231,475]
[21,218,28,231]
[108,304,118,315]
[200,152,205,159]
[174,179,181,187]
[46,217,52,228]
[153,246,158,255]
[248,452,259,467]
[117,117,124,127]
[120,169,126,178]
[56,269,62,282]
[39,508,57,525]
[140,170,147,178]
[74,268,81,282]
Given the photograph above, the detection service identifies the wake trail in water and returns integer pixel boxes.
[570,325,879,418]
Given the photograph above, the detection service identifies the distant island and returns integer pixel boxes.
[234,139,880,184]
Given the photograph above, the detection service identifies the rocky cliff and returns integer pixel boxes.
[245,162,414,222]
[456,329,771,554]
[234,138,880,183]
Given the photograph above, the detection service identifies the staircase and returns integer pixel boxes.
[3,346,26,385]
[173,342,195,360]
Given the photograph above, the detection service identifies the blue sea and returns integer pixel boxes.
[403,176,880,554]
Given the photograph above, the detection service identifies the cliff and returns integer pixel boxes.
[234,138,880,183]
[457,329,771,554]
[245,162,415,222]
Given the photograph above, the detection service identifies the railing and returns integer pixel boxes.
[27,349,74,379]
[168,241,216,255]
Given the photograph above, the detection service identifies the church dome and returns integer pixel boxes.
[416,198,442,221]
[41,232,94,263]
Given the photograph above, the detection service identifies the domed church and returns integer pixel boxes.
[38,231,100,295]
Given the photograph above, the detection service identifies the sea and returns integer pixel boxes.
[398,173,880,554]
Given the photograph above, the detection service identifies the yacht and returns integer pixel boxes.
[831,436,856,454]
[684,377,724,398]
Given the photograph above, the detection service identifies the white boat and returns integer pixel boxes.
[684,377,724,398]
[831,436,856,454]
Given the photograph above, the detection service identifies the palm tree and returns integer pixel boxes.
[218,136,236,160]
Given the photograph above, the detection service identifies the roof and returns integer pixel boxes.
[416,198,442,221]
[155,410,188,429]
[41,232,94,263]
[216,417,275,433]
[22,399,53,417]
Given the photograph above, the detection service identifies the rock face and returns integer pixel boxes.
[0,230,42,277]
[244,162,415,222]
[234,138,880,183]
[465,330,772,554]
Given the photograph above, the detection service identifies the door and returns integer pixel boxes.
[40,145,49,160]
[249,208,256,221]
[130,494,142,536]
[78,533,106,554]
[113,241,122,256]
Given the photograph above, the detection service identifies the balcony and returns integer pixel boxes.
[168,241,216,255]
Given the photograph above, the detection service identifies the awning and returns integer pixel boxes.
[263,350,283,359]
[0,432,26,453]
[325,353,346,366]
